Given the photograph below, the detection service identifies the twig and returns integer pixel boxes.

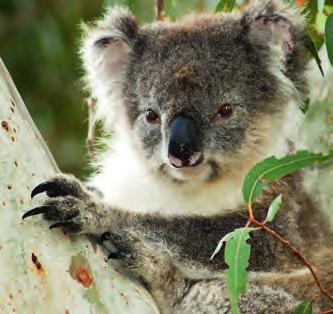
[256,220,333,302]
[246,202,333,303]
[320,309,333,314]
[313,287,333,302]
[246,203,333,303]
[155,0,164,21]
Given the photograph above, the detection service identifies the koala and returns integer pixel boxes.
[23,0,333,313]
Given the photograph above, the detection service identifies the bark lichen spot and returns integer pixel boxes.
[31,253,44,273]
[1,121,9,132]
[75,267,93,288]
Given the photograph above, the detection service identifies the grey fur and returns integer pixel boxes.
[24,1,333,313]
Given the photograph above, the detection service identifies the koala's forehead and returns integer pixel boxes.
[126,16,277,111]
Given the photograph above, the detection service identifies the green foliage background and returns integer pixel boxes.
[0,0,332,179]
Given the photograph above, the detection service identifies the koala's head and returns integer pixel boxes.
[82,0,308,184]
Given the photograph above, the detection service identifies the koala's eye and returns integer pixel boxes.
[145,109,160,124]
[214,104,233,123]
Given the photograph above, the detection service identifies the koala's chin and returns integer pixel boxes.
[162,160,214,183]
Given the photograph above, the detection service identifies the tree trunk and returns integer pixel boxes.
[0,59,158,314]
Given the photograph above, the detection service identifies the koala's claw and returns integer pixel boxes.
[23,174,95,234]
[31,181,58,198]
[22,205,56,220]
[100,232,112,242]
[30,175,86,199]
[107,252,122,259]
[49,221,81,232]
[107,250,136,267]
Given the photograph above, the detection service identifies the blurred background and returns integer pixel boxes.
[0,0,332,180]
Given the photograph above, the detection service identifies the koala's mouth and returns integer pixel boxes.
[160,158,220,183]
[168,152,204,168]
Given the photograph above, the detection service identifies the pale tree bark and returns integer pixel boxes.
[0,59,158,314]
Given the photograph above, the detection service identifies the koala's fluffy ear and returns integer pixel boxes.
[82,7,137,81]
[81,7,138,128]
[242,0,308,98]
[242,0,306,61]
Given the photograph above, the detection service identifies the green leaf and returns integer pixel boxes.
[325,13,333,66]
[266,195,282,222]
[210,231,234,260]
[325,5,333,15]
[302,0,317,25]
[293,300,313,314]
[242,150,333,204]
[215,0,236,12]
[304,34,324,76]
[224,228,254,314]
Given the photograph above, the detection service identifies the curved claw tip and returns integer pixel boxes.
[22,205,55,220]
[100,232,111,242]
[107,252,121,260]
[49,221,73,230]
[31,181,54,199]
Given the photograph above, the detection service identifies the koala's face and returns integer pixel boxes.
[83,1,307,183]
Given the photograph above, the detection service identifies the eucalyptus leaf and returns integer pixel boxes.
[293,300,313,314]
[243,150,333,204]
[224,228,254,314]
[325,14,333,66]
[210,231,234,260]
[266,195,282,222]
[302,0,317,24]
[304,34,324,76]
[215,0,236,12]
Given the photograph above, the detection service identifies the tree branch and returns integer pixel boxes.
[155,0,164,21]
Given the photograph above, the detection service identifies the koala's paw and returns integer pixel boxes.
[101,231,144,271]
[23,174,97,234]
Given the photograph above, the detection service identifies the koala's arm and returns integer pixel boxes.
[24,174,284,274]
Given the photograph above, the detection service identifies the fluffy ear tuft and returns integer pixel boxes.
[81,6,138,82]
[242,0,308,99]
[242,0,306,60]
[80,7,139,129]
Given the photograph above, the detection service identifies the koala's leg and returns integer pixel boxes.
[261,247,333,311]
[175,280,298,314]
[102,231,194,314]
[102,232,299,314]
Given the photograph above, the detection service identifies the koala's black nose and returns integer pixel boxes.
[168,115,202,168]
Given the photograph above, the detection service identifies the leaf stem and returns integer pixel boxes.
[320,309,333,314]
[247,203,254,220]
[312,286,333,302]
[248,212,333,303]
